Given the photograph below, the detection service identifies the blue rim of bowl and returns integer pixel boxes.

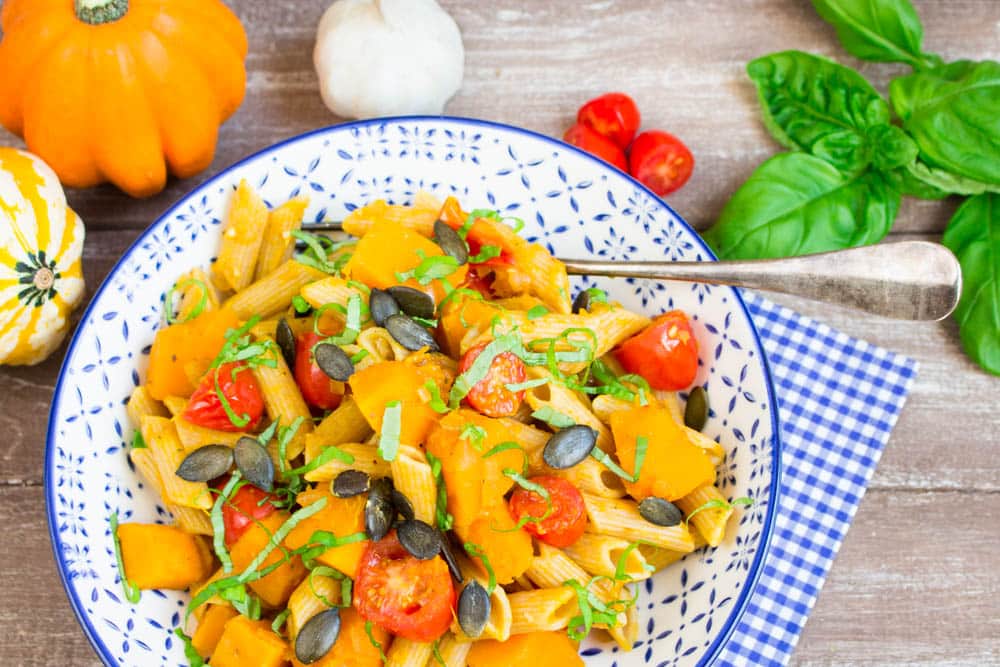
[45,115,782,667]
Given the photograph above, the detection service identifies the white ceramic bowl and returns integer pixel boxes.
[46,118,780,666]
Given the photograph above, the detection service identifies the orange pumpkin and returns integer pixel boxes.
[0,0,248,198]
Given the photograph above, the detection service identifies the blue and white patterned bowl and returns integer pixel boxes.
[46,117,780,667]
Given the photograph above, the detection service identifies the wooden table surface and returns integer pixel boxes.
[1,1,998,665]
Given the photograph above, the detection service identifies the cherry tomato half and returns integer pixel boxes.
[213,479,278,546]
[353,531,456,643]
[628,130,694,196]
[614,310,698,391]
[183,362,265,432]
[508,475,587,548]
[563,123,628,171]
[294,332,345,411]
[459,341,527,418]
[577,92,641,150]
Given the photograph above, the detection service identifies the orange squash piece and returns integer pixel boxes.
[284,493,369,578]
[349,360,440,445]
[345,218,467,300]
[210,615,288,667]
[146,308,241,400]
[229,512,307,608]
[437,293,505,358]
[117,523,213,590]
[290,609,388,667]
[191,604,238,658]
[467,631,583,667]
[610,405,715,501]
[464,505,534,586]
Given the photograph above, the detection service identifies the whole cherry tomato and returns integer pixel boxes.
[294,332,345,411]
[628,130,694,196]
[183,362,265,432]
[577,92,641,150]
[614,310,698,390]
[508,475,587,548]
[563,123,628,171]
[214,479,278,546]
[353,531,456,643]
[459,341,527,417]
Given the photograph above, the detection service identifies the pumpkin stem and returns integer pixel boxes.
[75,0,128,25]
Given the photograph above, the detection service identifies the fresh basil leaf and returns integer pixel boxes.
[703,153,900,259]
[896,160,999,198]
[890,60,1000,186]
[747,51,888,172]
[810,0,941,69]
[941,193,1000,375]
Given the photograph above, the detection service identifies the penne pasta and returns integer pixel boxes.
[256,196,308,280]
[250,336,313,461]
[286,572,339,639]
[640,532,708,572]
[140,416,212,510]
[356,326,413,363]
[226,259,325,319]
[390,444,437,524]
[507,586,578,635]
[675,484,734,547]
[524,371,613,452]
[583,494,696,553]
[299,276,369,319]
[162,395,188,417]
[562,533,653,581]
[169,505,214,536]
[450,554,512,643]
[342,192,442,238]
[434,633,472,667]
[385,637,434,667]
[303,442,390,482]
[173,268,220,320]
[173,415,246,451]
[213,179,270,293]
[310,395,373,445]
[127,385,168,426]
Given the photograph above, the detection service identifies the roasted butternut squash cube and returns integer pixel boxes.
[610,405,715,501]
[284,493,368,578]
[463,504,533,586]
[467,630,583,666]
[350,360,440,445]
[209,615,288,667]
[191,604,238,658]
[117,522,213,590]
[146,308,240,400]
[229,512,306,608]
[290,608,388,667]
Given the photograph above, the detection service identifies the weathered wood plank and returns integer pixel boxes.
[1,486,994,666]
[0,0,995,233]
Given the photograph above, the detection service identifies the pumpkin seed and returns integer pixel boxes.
[332,469,370,498]
[542,425,598,469]
[684,386,709,431]
[397,519,441,560]
[387,286,435,320]
[438,531,464,583]
[638,496,683,527]
[369,288,400,327]
[571,289,594,314]
[433,219,469,264]
[234,436,275,492]
[276,318,296,369]
[314,343,354,382]
[457,580,491,638]
[392,489,415,522]
[365,477,396,542]
[294,608,341,664]
[385,313,440,352]
[175,444,233,482]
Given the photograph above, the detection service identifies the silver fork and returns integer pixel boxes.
[302,221,961,321]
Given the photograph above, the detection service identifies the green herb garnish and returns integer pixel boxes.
[526,304,549,320]
[164,278,209,325]
[425,451,454,531]
[109,512,141,604]
[531,406,576,429]
[377,400,403,461]
[463,542,497,593]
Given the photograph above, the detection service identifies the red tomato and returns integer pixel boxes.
[353,531,456,643]
[508,475,587,548]
[628,130,694,196]
[563,123,628,171]
[577,93,641,150]
[214,479,278,546]
[614,310,698,390]
[466,231,514,267]
[459,341,527,418]
[182,362,265,432]
[294,332,345,411]
[460,270,496,299]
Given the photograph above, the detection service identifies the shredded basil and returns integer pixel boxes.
[211,473,244,573]
[614,542,654,581]
[501,468,554,530]
[364,621,388,662]
[271,609,291,638]
[220,583,262,620]
[482,441,530,476]
[308,565,351,608]
[425,451,455,531]
[468,244,502,264]
[300,530,369,568]
[431,639,447,666]
[173,628,205,666]
[164,278,209,325]
[350,349,370,364]
[282,445,355,479]
[458,423,486,450]
[323,294,363,346]
[505,377,549,392]
[449,333,521,406]
[526,304,549,320]
[377,400,403,461]
[422,380,450,414]
[463,542,497,593]
[292,230,354,275]
[109,512,141,604]
[395,253,461,286]
[292,294,312,314]
[532,406,576,428]
[686,496,753,525]
[564,577,621,640]
[131,431,147,449]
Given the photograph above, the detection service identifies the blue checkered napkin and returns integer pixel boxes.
[714,294,919,666]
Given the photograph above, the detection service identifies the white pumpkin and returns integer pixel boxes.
[314,0,465,119]
[0,148,85,365]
